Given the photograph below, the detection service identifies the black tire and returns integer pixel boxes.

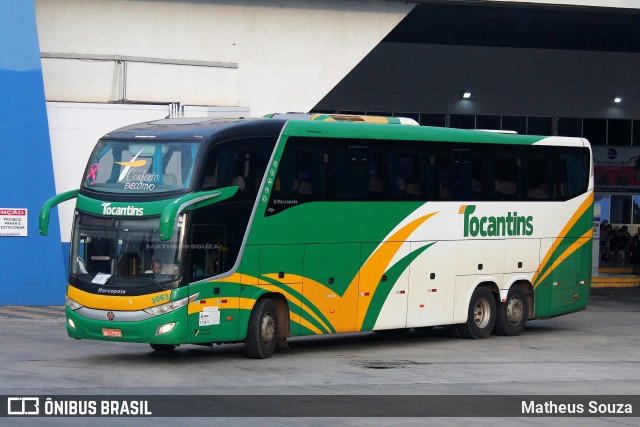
[244,298,278,359]
[458,287,496,339]
[494,286,528,336]
[150,344,176,352]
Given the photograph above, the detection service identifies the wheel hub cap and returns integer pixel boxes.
[261,313,276,345]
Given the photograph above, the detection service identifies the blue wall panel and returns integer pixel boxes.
[0,0,67,305]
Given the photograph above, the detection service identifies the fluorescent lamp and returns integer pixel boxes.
[614,97,622,103]
[462,92,471,99]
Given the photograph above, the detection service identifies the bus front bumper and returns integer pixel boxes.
[66,307,187,345]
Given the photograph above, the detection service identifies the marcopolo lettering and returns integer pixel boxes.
[461,205,533,237]
[98,288,126,295]
[101,203,144,216]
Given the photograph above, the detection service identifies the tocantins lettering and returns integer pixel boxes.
[461,205,533,237]
[101,203,144,216]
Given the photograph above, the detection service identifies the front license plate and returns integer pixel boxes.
[102,328,122,338]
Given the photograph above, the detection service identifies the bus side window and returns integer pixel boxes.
[487,146,521,200]
[558,147,589,200]
[200,138,276,198]
[386,141,436,201]
[266,137,329,216]
[524,146,556,200]
[332,139,384,201]
[470,147,485,200]
[437,143,484,201]
[437,145,454,200]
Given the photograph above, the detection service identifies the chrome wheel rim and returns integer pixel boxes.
[507,296,524,325]
[473,298,491,329]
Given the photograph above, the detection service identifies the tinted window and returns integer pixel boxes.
[419,113,446,127]
[450,114,475,129]
[558,118,582,137]
[502,116,527,134]
[558,147,590,200]
[634,120,640,146]
[201,137,276,199]
[487,146,521,200]
[265,136,589,207]
[266,137,329,215]
[524,146,556,200]
[438,143,484,200]
[82,141,199,194]
[387,141,436,201]
[332,139,385,201]
[527,117,552,135]
[608,119,632,146]
[476,115,501,130]
[583,119,607,146]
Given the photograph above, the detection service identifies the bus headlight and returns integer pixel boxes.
[144,293,198,316]
[156,323,176,336]
[65,296,84,311]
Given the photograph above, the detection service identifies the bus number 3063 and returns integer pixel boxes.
[151,294,168,305]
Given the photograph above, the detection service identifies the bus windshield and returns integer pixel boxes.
[70,213,184,289]
[82,140,200,194]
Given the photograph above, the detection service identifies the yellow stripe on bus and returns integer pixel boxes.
[209,272,260,286]
[261,274,333,334]
[187,297,254,314]
[67,285,171,311]
[298,317,324,335]
[532,193,593,286]
[533,230,592,288]
[356,212,438,330]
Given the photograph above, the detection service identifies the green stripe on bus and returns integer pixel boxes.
[361,242,435,331]
[257,275,335,334]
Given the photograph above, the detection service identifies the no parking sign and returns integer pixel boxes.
[0,208,27,237]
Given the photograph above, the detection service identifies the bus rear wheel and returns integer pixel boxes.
[494,286,528,336]
[244,298,278,359]
[458,287,496,339]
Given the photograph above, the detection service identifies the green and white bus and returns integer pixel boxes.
[40,114,593,358]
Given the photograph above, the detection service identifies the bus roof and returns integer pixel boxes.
[101,115,589,148]
[265,112,419,126]
[281,119,589,147]
[102,117,287,141]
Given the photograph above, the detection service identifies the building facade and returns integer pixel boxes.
[2,0,639,303]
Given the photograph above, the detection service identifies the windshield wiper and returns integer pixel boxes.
[118,275,167,291]
[147,277,166,291]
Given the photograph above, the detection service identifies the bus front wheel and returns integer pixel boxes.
[244,298,278,359]
[494,286,528,336]
[458,287,496,339]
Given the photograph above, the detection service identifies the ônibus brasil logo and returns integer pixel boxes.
[460,205,533,237]
[101,203,144,216]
